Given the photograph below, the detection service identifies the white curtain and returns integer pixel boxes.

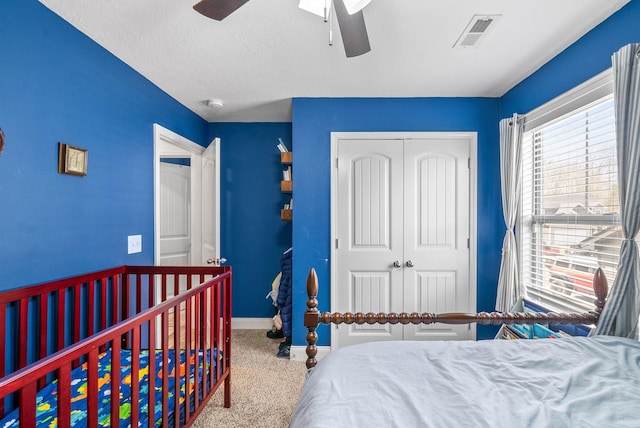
[594,44,640,338]
[495,114,523,312]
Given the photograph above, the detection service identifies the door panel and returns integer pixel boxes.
[403,138,470,340]
[336,139,404,345]
[348,272,395,336]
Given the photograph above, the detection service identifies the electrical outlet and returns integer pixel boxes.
[128,235,142,254]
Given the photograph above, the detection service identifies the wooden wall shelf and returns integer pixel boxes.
[281,152,292,164]
[281,209,292,221]
[280,151,292,221]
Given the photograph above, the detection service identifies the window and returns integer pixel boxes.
[520,91,623,313]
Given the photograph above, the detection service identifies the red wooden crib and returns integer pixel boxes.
[0,265,232,427]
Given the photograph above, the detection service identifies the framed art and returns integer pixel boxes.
[58,142,88,176]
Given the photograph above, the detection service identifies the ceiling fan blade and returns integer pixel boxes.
[333,0,371,57]
[193,0,250,21]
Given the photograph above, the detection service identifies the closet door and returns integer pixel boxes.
[335,138,405,346]
[402,137,472,341]
[334,133,475,349]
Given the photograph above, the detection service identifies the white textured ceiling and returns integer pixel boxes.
[39,0,629,122]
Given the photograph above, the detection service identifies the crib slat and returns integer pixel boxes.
[194,292,200,408]
[149,274,155,309]
[185,295,192,420]
[110,339,121,428]
[57,363,71,428]
[73,284,81,356]
[131,326,140,427]
[112,275,119,327]
[162,310,169,428]
[57,289,66,351]
[223,275,232,408]
[38,293,49,389]
[18,298,28,369]
[121,274,130,349]
[98,278,108,354]
[73,284,81,342]
[19,381,36,427]
[209,288,215,390]
[173,274,179,298]
[136,274,142,315]
[100,277,108,331]
[161,273,167,302]
[87,348,99,427]
[213,282,221,380]
[173,304,180,428]
[0,303,5,417]
[88,280,95,338]
[148,317,156,426]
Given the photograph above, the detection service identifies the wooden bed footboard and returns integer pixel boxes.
[304,267,608,369]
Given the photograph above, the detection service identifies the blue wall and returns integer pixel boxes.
[0,0,209,289]
[291,98,502,345]
[208,123,293,318]
[501,0,640,115]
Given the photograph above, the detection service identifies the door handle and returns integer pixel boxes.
[393,261,401,268]
[406,260,414,268]
[207,257,227,265]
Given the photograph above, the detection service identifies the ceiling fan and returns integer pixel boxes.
[193,0,372,58]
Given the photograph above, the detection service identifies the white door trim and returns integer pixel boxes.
[330,131,478,350]
[153,124,220,266]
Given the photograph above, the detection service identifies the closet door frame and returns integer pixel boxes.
[330,132,478,350]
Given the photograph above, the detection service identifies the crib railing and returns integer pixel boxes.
[0,265,232,427]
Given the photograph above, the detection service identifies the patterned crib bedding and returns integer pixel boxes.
[0,348,219,427]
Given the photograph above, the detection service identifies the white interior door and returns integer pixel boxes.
[402,137,471,340]
[201,139,221,265]
[335,139,405,346]
[154,125,221,267]
[333,133,476,349]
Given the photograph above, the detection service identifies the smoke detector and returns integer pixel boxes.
[206,99,224,109]
[453,15,501,48]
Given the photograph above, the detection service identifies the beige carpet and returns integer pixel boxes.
[192,330,307,428]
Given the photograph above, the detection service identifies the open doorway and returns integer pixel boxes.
[153,124,221,267]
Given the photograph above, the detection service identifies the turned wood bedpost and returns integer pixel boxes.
[592,267,608,319]
[304,268,321,369]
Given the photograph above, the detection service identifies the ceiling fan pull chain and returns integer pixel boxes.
[328,2,333,46]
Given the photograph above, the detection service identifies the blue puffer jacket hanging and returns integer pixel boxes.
[276,248,293,338]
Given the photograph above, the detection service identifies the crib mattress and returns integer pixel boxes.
[0,348,219,427]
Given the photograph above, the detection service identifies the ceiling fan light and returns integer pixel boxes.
[342,0,371,15]
[298,0,325,18]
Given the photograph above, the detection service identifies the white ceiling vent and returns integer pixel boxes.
[453,14,502,48]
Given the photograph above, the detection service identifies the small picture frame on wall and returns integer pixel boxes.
[58,142,88,176]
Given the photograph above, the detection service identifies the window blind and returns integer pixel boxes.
[521,95,623,313]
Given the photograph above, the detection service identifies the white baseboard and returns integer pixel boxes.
[231,317,273,330]
[289,345,331,362]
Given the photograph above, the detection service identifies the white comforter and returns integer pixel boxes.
[289,336,640,428]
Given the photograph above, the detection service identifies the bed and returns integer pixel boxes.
[291,268,640,427]
[0,265,232,427]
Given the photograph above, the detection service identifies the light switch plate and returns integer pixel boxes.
[128,235,142,254]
